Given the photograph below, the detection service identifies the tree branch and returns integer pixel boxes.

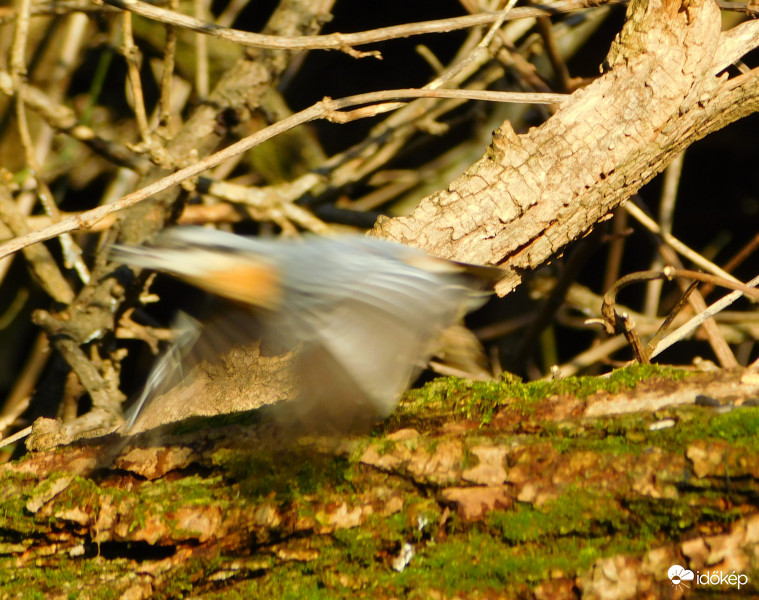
[372,0,757,299]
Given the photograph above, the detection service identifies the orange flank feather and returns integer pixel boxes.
[182,262,282,310]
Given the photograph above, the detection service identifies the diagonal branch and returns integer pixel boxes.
[372,0,759,299]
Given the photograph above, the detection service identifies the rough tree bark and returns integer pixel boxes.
[374,0,759,298]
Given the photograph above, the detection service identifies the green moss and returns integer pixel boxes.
[398,364,689,428]
[525,403,759,461]
[268,527,651,596]
[372,438,397,456]
[624,496,742,539]
[649,406,759,451]
[161,554,226,598]
[484,479,742,562]
[332,528,382,568]
[0,471,38,534]
[0,555,135,600]
[539,418,641,456]
[171,408,266,436]
[213,447,355,504]
[489,489,634,544]
[407,530,620,588]
[7,363,756,598]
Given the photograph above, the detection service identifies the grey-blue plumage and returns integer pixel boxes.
[111,227,499,432]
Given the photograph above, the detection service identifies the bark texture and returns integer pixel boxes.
[3,367,759,598]
[373,0,758,297]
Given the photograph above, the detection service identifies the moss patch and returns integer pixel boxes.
[395,364,689,428]
[3,365,758,598]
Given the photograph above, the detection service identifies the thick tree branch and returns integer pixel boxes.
[372,0,755,298]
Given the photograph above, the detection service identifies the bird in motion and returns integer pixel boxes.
[111,227,500,433]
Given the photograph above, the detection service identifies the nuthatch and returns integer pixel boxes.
[111,227,500,432]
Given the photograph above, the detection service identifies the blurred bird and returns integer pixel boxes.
[111,227,501,433]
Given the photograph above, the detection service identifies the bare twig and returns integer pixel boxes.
[158,0,179,131]
[625,199,742,285]
[0,87,568,260]
[0,185,74,303]
[650,272,759,360]
[200,178,331,234]
[0,71,151,173]
[194,0,210,98]
[10,0,90,284]
[215,0,251,27]
[0,426,33,449]
[645,279,699,358]
[0,333,49,437]
[122,12,152,144]
[699,231,759,298]
[602,210,629,296]
[629,197,742,368]
[643,153,685,317]
[100,0,622,54]
[547,333,638,379]
[536,16,572,92]
[426,0,518,90]
[602,268,759,362]
[32,310,124,424]
[1,0,754,28]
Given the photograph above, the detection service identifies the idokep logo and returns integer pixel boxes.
[668,565,694,591]
[668,564,750,591]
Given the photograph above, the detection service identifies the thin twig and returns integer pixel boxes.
[215,0,250,27]
[32,309,124,419]
[0,87,568,260]
[699,231,759,298]
[0,184,74,303]
[547,333,640,379]
[603,268,759,333]
[158,0,178,131]
[536,16,572,92]
[101,0,623,53]
[650,272,759,360]
[194,0,209,98]
[122,12,152,144]
[0,332,49,438]
[0,426,33,449]
[602,210,629,295]
[645,279,698,358]
[643,152,685,317]
[602,268,759,364]
[0,71,151,173]
[682,274,738,367]
[625,199,741,285]
[9,0,87,283]
[0,0,737,27]
[634,198,741,368]
[426,0,518,91]
[200,178,331,234]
